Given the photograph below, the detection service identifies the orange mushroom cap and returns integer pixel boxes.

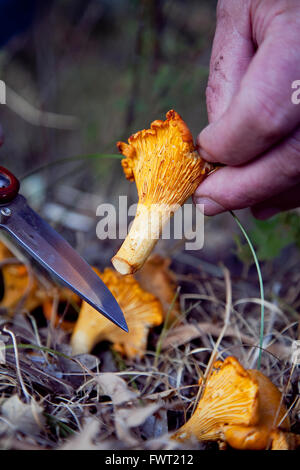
[71,267,163,357]
[173,356,296,450]
[112,110,212,275]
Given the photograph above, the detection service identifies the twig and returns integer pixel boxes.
[3,327,31,402]
[6,86,79,130]
[191,265,232,414]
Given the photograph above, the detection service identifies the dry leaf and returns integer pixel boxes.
[135,254,181,326]
[162,322,291,359]
[95,373,138,406]
[0,395,44,437]
[118,403,160,429]
[60,419,100,450]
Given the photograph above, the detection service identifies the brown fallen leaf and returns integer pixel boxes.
[95,373,164,447]
[162,321,291,359]
[135,254,181,326]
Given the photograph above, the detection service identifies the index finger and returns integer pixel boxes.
[206,0,254,122]
[198,11,300,166]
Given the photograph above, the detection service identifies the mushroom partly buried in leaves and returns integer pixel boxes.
[172,356,300,450]
[112,110,213,275]
[0,240,80,322]
[0,241,48,314]
[1,264,45,313]
[71,267,163,357]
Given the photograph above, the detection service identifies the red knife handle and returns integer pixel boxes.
[0,166,20,203]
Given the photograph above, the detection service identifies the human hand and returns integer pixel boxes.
[194,0,300,219]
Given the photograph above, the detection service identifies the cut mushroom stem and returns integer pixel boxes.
[112,203,177,275]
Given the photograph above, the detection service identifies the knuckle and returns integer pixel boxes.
[249,92,287,140]
[216,0,229,21]
[276,130,300,181]
[220,180,257,209]
[287,130,300,155]
[205,84,218,120]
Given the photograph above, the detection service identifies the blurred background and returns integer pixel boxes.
[0,0,222,265]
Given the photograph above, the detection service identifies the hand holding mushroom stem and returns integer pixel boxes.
[111,110,212,275]
[193,0,300,219]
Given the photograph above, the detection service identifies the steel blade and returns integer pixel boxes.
[0,195,128,332]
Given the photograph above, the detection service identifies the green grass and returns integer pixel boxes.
[230,211,265,370]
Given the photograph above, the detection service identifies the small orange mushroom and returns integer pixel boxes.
[111,110,212,275]
[135,254,181,326]
[173,356,299,450]
[0,264,46,313]
[0,241,13,260]
[0,241,49,314]
[71,267,163,357]
[0,240,79,319]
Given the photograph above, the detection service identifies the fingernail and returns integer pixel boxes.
[252,207,280,220]
[194,197,225,216]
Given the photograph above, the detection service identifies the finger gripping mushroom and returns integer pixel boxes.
[112,110,212,275]
[172,356,296,450]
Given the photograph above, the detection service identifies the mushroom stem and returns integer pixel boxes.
[112,203,175,275]
[71,329,97,355]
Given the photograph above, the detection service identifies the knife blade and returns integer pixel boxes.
[0,194,128,332]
